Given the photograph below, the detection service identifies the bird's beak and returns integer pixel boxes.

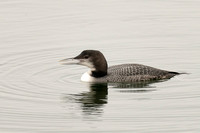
[59,58,80,65]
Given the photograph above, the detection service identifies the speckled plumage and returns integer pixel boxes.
[91,64,178,83]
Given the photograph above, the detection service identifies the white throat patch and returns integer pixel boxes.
[81,71,94,82]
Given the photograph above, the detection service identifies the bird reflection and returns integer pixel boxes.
[108,80,166,93]
[63,80,166,116]
[79,83,108,115]
[63,83,108,116]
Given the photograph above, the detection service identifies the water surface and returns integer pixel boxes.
[0,0,200,132]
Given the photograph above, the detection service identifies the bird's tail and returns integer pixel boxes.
[169,71,189,75]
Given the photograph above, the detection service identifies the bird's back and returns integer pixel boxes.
[104,64,178,82]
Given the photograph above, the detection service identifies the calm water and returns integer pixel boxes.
[0,0,200,132]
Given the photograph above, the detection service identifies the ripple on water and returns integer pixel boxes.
[0,47,84,103]
[0,45,199,133]
[0,47,89,131]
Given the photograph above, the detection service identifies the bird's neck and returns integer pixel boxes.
[91,70,107,78]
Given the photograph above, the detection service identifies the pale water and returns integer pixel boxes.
[0,0,200,133]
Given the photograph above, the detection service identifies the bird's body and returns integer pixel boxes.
[81,64,178,83]
[60,50,181,83]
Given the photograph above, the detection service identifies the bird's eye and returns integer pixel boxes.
[84,55,89,59]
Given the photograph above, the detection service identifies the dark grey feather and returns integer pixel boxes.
[93,64,179,83]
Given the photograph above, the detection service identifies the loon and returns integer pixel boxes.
[60,50,181,83]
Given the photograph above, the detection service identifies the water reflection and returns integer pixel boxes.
[79,83,108,115]
[63,80,162,116]
[63,83,108,116]
[108,80,166,93]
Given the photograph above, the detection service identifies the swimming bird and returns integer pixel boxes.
[60,50,181,83]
